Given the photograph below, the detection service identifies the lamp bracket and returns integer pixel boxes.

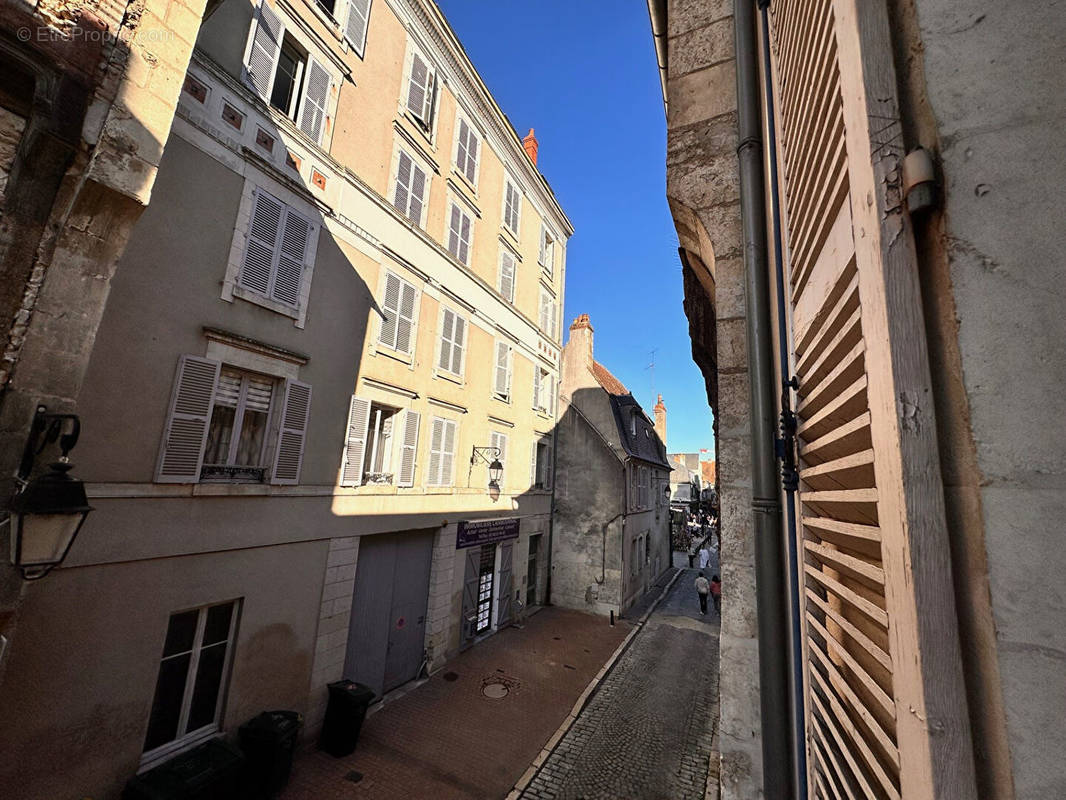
[17,405,82,486]
[470,446,502,466]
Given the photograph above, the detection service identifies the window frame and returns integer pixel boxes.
[452,109,481,189]
[446,199,474,266]
[140,600,241,769]
[501,176,522,237]
[402,43,438,138]
[376,269,420,357]
[200,368,278,483]
[436,305,467,379]
[538,286,557,339]
[427,416,458,487]
[493,340,513,402]
[390,145,430,228]
[539,223,556,276]
[497,248,516,304]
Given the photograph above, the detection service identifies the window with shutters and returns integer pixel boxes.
[436,307,467,378]
[361,403,398,483]
[343,0,371,57]
[201,368,277,482]
[491,431,507,485]
[427,416,457,487]
[237,188,316,313]
[497,249,516,304]
[532,437,552,490]
[377,270,418,355]
[539,224,555,276]
[533,365,553,416]
[538,287,557,339]
[392,148,428,227]
[446,201,473,266]
[342,399,419,488]
[243,2,334,147]
[493,341,512,402]
[453,114,480,187]
[142,600,239,763]
[502,177,521,237]
[404,47,437,135]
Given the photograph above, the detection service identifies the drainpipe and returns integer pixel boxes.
[734,1,794,798]
[646,0,669,113]
[758,1,809,794]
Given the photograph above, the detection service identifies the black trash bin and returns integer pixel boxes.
[239,710,302,798]
[318,680,375,757]
[123,738,245,800]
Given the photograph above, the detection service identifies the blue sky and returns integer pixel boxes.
[436,0,715,458]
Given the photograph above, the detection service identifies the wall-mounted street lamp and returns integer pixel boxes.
[470,446,504,501]
[4,406,93,580]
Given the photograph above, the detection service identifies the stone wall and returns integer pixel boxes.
[661,1,762,796]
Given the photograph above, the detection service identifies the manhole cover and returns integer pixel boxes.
[482,682,509,699]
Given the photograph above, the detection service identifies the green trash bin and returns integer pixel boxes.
[123,737,245,800]
[318,680,375,757]
[239,710,302,798]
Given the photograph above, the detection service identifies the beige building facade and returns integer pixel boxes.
[0,0,570,796]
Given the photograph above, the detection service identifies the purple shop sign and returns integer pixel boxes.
[455,518,520,549]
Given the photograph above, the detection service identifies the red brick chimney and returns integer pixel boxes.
[568,313,594,364]
[654,394,667,446]
[523,128,539,165]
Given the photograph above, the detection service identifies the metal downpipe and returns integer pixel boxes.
[734,0,794,798]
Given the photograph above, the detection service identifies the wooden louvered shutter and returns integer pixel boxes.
[341,396,370,486]
[156,356,220,483]
[298,57,330,144]
[245,0,284,99]
[379,272,400,349]
[499,251,515,302]
[273,207,311,307]
[768,1,976,798]
[491,431,507,483]
[447,204,462,260]
[407,53,433,127]
[393,151,412,215]
[272,379,311,484]
[529,441,538,488]
[440,420,456,486]
[395,279,417,354]
[409,163,426,226]
[498,540,513,624]
[241,190,283,295]
[532,365,541,410]
[451,316,465,375]
[428,417,444,485]
[344,0,371,55]
[456,119,470,177]
[494,342,510,397]
[397,410,419,487]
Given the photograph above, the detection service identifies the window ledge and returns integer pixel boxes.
[231,284,301,324]
[434,369,464,386]
[450,168,480,201]
[370,343,415,367]
[400,110,435,149]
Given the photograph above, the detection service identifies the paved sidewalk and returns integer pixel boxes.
[280,608,632,800]
[519,566,720,800]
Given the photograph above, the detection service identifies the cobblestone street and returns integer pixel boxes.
[519,562,720,800]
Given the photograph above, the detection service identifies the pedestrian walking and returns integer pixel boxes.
[710,574,722,614]
[694,571,711,615]
[698,545,710,570]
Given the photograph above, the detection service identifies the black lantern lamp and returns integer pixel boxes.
[470,446,504,499]
[6,406,93,580]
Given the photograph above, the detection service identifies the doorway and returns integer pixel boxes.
[343,531,434,698]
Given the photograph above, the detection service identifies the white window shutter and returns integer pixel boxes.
[341,396,371,486]
[538,224,547,265]
[409,163,427,226]
[298,57,331,144]
[272,380,312,484]
[441,419,456,486]
[393,151,412,215]
[396,280,417,354]
[156,356,220,483]
[447,204,462,260]
[272,208,311,307]
[397,410,420,487]
[499,252,515,302]
[344,0,371,55]
[456,118,469,176]
[245,0,284,99]
[407,53,434,128]
[452,316,465,375]
[428,417,444,485]
[379,272,400,348]
[529,441,537,488]
[422,69,436,127]
[494,342,510,396]
[539,291,550,332]
[459,213,471,264]
[544,441,552,489]
[241,190,283,295]
[465,131,478,183]
[438,308,454,370]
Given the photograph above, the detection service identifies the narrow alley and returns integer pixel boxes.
[519,562,720,800]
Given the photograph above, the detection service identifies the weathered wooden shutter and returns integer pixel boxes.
[767,1,976,797]
[272,379,311,484]
[441,419,456,486]
[397,410,419,487]
[298,57,330,144]
[344,0,371,55]
[494,342,510,397]
[156,356,220,483]
[341,396,370,486]
[499,251,515,302]
[241,190,283,295]
[245,0,284,99]
[498,540,513,625]
[272,207,311,307]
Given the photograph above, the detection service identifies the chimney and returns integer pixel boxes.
[654,394,667,446]
[568,313,594,364]
[523,128,539,165]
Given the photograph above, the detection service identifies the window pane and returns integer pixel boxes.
[144,653,191,751]
[203,603,234,646]
[235,407,268,466]
[187,642,227,732]
[271,44,300,114]
[162,610,199,657]
[204,405,235,465]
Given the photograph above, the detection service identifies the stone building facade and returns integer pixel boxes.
[650,0,1065,798]
[553,314,672,617]
[0,0,570,796]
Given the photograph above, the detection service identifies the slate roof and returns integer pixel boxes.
[590,360,671,469]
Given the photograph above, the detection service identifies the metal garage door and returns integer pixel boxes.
[343,531,434,698]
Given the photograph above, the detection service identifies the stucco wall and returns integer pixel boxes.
[661,0,762,797]
[903,1,1066,796]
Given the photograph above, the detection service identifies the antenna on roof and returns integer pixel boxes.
[644,347,658,400]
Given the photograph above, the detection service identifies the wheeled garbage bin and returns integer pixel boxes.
[239,710,302,798]
[123,737,245,800]
[318,680,375,757]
